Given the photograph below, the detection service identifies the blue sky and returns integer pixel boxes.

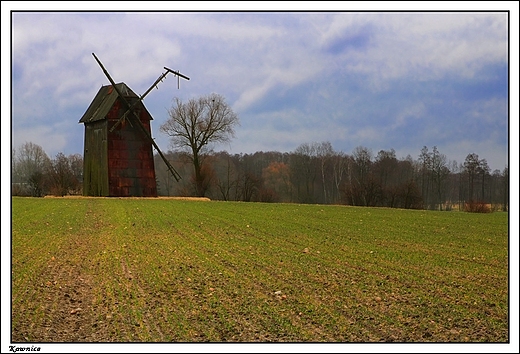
[5,4,517,173]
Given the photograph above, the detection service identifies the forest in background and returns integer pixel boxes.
[12,140,508,211]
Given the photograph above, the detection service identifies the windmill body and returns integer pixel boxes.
[79,83,158,197]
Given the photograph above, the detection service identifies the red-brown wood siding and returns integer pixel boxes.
[105,98,157,197]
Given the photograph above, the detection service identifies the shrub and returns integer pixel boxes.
[464,200,492,213]
[258,188,278,203]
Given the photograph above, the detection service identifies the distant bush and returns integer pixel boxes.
[12,183,31,196]
[464,200,492,213]
[258,188,278,203]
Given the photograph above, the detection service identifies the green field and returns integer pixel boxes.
[11,197,509,342]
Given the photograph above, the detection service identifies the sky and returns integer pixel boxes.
[4,3,518,173]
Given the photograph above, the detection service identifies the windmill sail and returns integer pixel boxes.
[92,53,184,182]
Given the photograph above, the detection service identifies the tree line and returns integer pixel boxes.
[11,140,508,211]
[11,142,83,197]
[154,142,509,211]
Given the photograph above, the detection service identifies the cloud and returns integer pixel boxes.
[324,13,508,87]
[442,137,509,171]
[12,125,68,157]
[8,10,511,172]
[324,25,373,55]
[390,102,427,130]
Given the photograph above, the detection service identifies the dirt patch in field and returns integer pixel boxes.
[12,241,104,342]
[156,197,211,201]
[43,195,211,201]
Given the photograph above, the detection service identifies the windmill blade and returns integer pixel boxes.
[92,54,190,134]
[164,67,190,81]
[138,122,183,182]
[92,53,182,182]
[109,70,171,133]
[163,67,190,90]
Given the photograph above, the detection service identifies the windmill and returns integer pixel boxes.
[79,53,189,197]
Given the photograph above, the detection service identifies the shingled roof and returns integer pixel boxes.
[79,82,153,123]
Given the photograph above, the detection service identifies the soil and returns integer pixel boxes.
[43,195,211,201]
[11,230,116,342]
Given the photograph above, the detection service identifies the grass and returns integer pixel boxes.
[11,197,509,342]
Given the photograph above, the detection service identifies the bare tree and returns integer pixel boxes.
[47,153,70,196]
[351,146,375,206]
[13,142,51,196]
[212,151,239,201]
[315,141,334,204]
[478,159,490,201]
[331,151,349,204]
[418,146,432,208]
[291,143,319,203]
[431,146,449,210]
[68,153,83,194]
[502,166,509,212]
[463,153,480,202]
[374,149,398,207]
[160,93,239,196]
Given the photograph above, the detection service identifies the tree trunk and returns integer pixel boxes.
[193,152,204,197]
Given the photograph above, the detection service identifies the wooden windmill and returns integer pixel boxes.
[79,53,189,197]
